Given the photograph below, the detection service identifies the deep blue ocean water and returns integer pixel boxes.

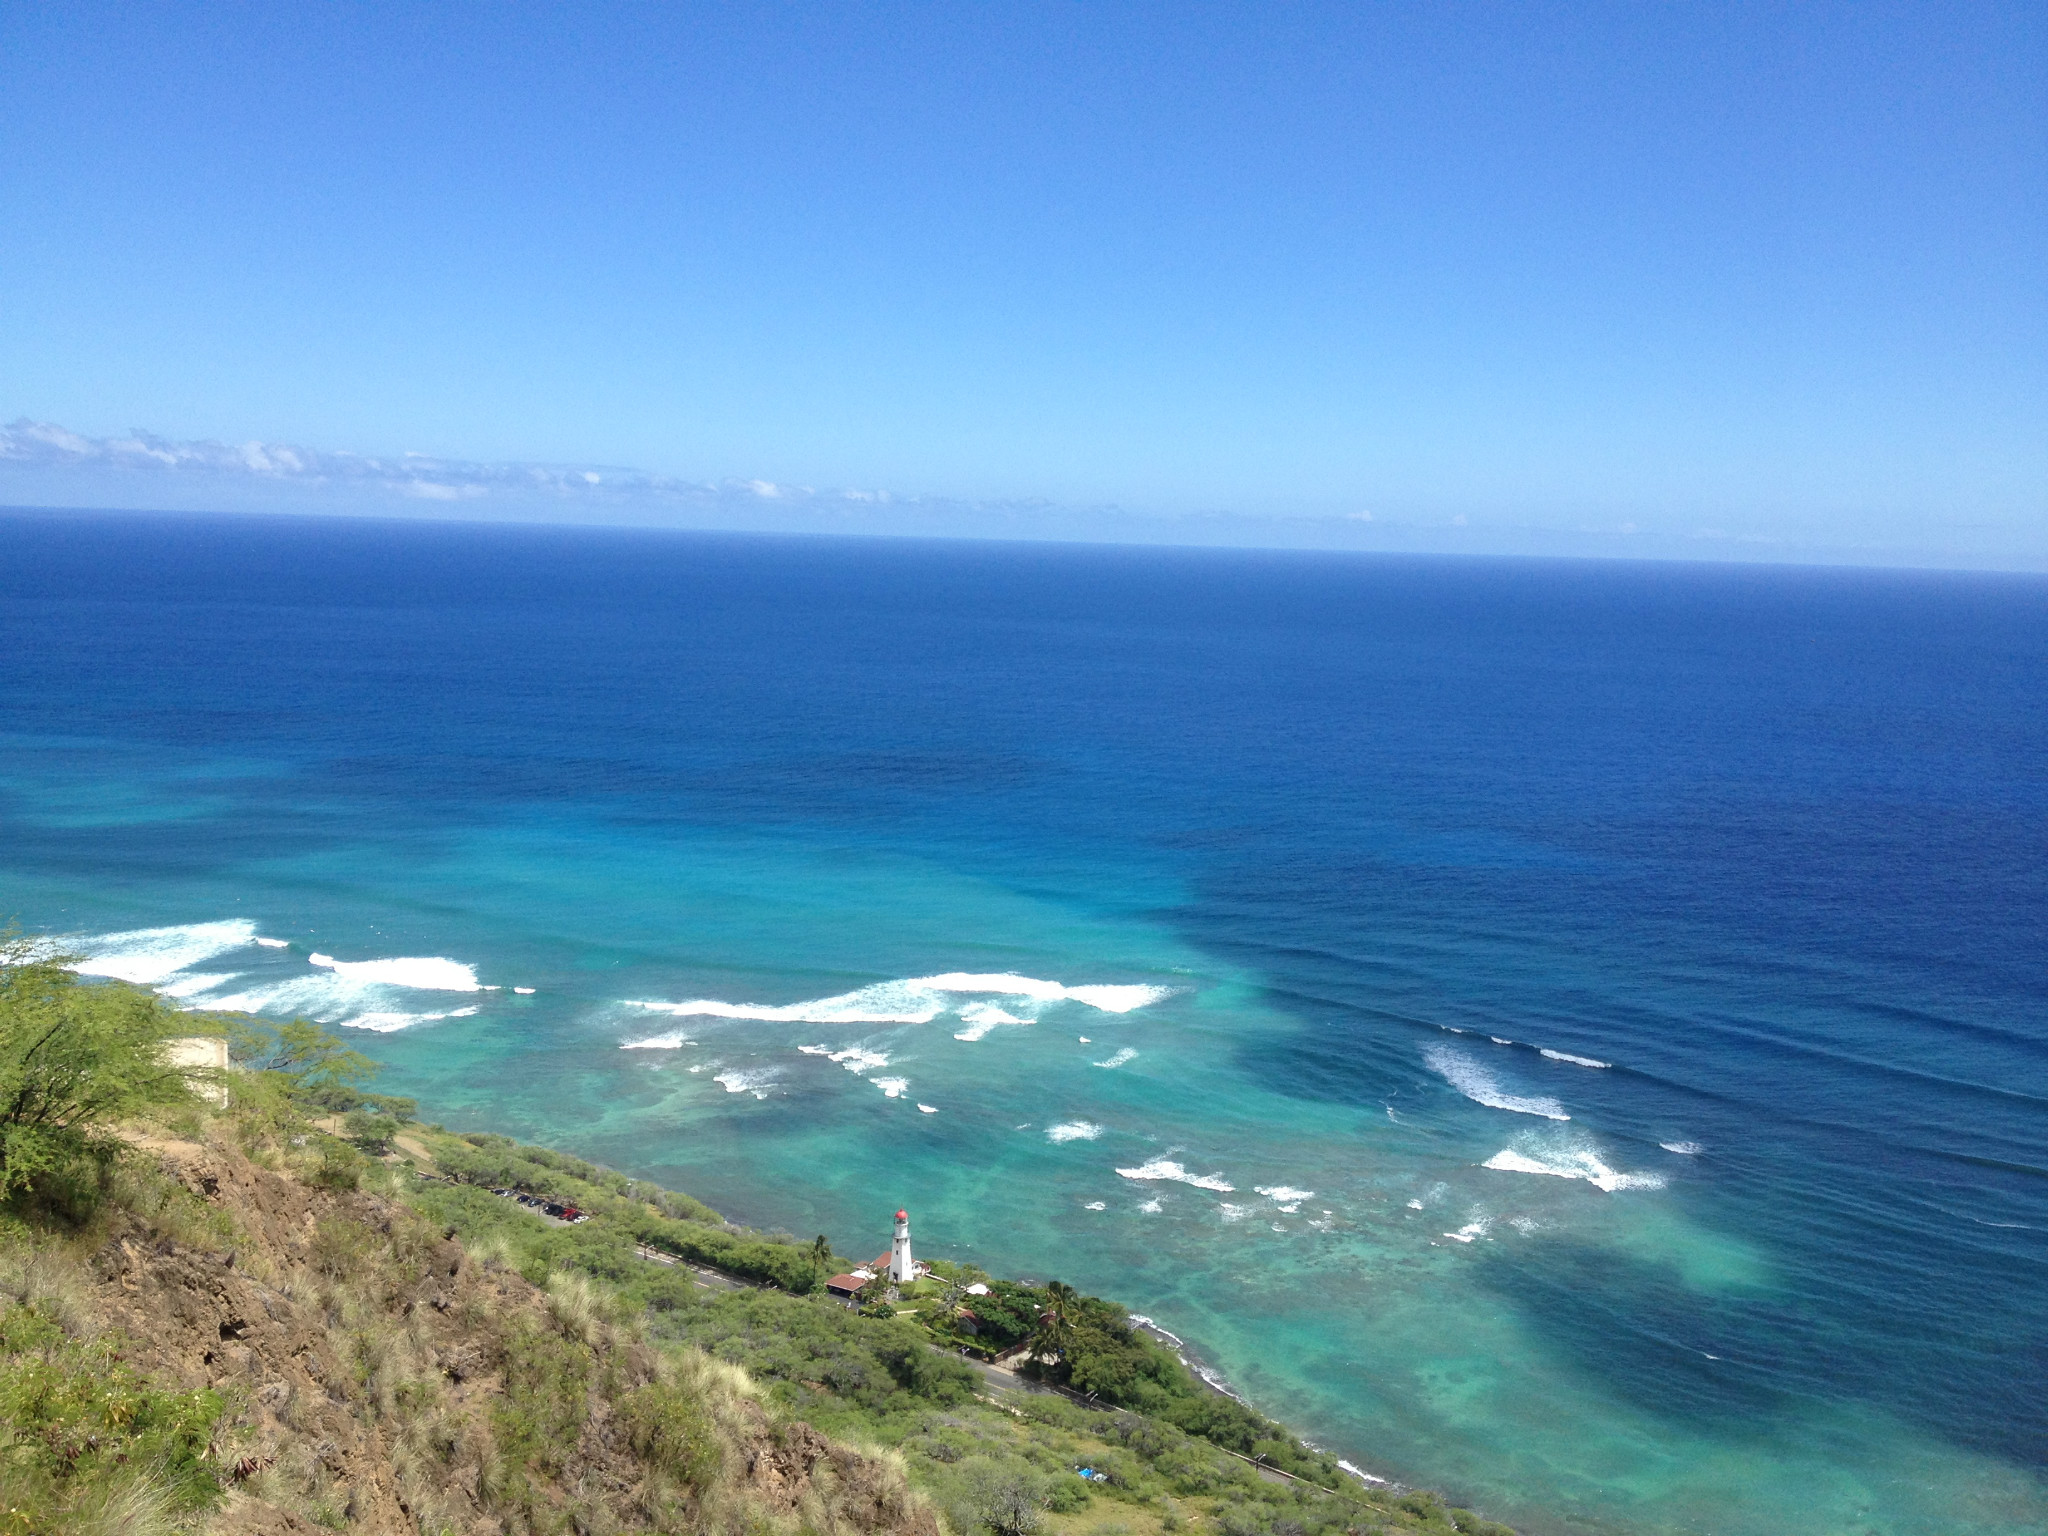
[2,509,2044,1536]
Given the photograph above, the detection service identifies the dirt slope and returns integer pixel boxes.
[85,1132,938,1536]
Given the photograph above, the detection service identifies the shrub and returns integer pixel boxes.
[0,933,209,1201]
[310,1139,365,1191]
[964,1464,1048,1536]
[0,1303,226,1527]
[620,1380,722,1491]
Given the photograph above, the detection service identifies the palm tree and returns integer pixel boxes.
[808,1234,833,1270]
[1034,1280,1079,1365]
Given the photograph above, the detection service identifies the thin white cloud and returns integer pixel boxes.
[6,418,2027,569]
[0,418,730,505]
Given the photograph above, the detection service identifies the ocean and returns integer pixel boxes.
[2,508,2043,1536]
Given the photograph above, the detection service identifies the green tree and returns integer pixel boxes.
[228,1014,377,1091]
[0,931,208,1198]
[809,1233,834,1269]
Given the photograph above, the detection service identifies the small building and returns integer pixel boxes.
[825,1274,867,1299]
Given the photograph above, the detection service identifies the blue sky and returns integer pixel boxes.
[2,3,2042,564]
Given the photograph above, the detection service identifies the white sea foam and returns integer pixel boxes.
[827,1047,890,1073]
[1063,984,1172,1012]
[1129,1315,1184,1348]
[1337,1460,1389,1487]
[158,971,236,999]
[622,972,1173,1037]
[254,936,290,949]
[1443,1215,1492,1243]
[1138,1198,1163,1213]
[1084,1201,1107,1211]
[1422,1043,1569,1120]
[1077,1036,1091,1044]
[1407,1198,1425,1210]
[1491,1036,1514,1045]
[918,1103,938,1114]
[629,1031,691,1050]
[1540,1048,1612,1069]
[1483,1137,1666,1192]
[513,987,536,995]
[1661,1140,1703,1155]
[872,1076,910,1098]
[1218,1203,1251,1222]
[953,1002,1027,1041]
[713,1068,779,1098]
[70,920,259,984]
[1256,1184,1315,1211]
[199,946,490,1030]
[1046,1121,1104,1143]
[1116,1158,1234,1192]
[1191,1362,1248,1402]
[307,953,481,990]
[1094,1047,1138,1069]
[345,1008,478,1034]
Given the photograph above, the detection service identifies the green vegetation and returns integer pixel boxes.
[0,931,210,1209]
[0,1293,225,1535]
[0,927,1516,1536]
[393,1116,1516,1535]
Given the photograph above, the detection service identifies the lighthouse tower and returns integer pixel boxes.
[889,1208,915,1283]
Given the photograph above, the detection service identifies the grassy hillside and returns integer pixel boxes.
[0,938,1516,1536]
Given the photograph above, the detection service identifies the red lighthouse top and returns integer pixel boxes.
[896,1209,907,1221]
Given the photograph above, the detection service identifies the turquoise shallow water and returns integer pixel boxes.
[3,511,2045,1535]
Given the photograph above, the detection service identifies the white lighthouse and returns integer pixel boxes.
[889,1207,916,1283]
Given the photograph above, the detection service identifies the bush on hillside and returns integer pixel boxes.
[0,931,210,1205]
[0,1301,227,1529]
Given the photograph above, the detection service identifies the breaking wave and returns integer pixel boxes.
[66,920,491,1033]
[953,1001,1028,1041]
[1256,1184,1315,1212]
[1661,1140,1703,1155]
[620,973,1174,1043]
[68,920,259,984]
[1422,1043,1570,1120]
[1539,1048,1611,1069]
[826,1046,889,1073]
[1116,1157,1234,1192]
[1046,1121,1104,1143]
[341,1006,480,1034]
[1094,1047,1138,1069]
[307,952,481,990]
[1482,1135,1666,1192]
[713,1068,780,1098]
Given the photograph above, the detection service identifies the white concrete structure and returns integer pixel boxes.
[167,1036,230,1106]
[889,1207,915,1283]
